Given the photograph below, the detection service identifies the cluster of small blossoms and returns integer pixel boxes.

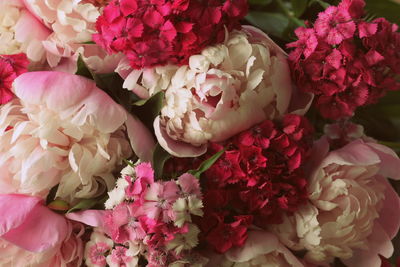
[287,0,400,119]
[0,53,29,104]
[93,0,248,69]
[193,114,314,253]
[84,229,141,267]
[101,162,204,266]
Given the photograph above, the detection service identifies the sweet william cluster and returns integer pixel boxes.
[288,0,400,119]
[193,114,314,253]
[94,0,248,69]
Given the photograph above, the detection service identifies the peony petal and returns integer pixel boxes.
[66,210,107,227]
[375,176,400,239]
[366,142,400,180]
[125,114,155,162]
[341,223,393,267]
[13,71,94,111]
[153,116,207,157]
[13,71,127,133]
[0,194,68,252]
[225,231,279,262]
[320,140,381,168]
[0,194,41,235]
[226,230,305,267]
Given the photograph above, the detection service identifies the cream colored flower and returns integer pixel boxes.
[151,26,294,157]
[271,138,400,267]
[0,0,50,62]
[24,0,101,43]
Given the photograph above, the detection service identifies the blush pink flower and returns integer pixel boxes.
[23,0,103,43]
[271,138,400,267]
[0,194,105,267]
[0,71,154,201]
[0,0,50,63]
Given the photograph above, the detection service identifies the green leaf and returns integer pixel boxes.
[80,41,96,44]
[188,148,226,179]
[364,0,400,25]
[152,143,172,179]
[309,0,330,8]
[291,0,308,17]
[249,0,273,5]
[75,55,94,80]
[246,12,290,39]
[131,91,165,131]
[67,195,107,213]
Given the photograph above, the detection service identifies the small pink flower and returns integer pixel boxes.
[84,230,114,267]
[106,246,138,267]
[143,181,179,222]
[314,6,356,45]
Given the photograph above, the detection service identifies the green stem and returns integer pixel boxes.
[379,141,400,150]
[275,0,305,27]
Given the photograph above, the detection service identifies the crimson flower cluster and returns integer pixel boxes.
[93,0,248,69]
[194,114,314,253]
[287,0,400,120]
[0,53,29,105]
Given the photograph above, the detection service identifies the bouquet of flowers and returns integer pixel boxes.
[0,0,399,266]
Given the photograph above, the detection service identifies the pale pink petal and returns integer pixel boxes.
[14,10,51,62]
[13,72,127,133]
[341,223,392,267]
[0,194,41,235]
[1,196,68,252]
[66,210,107,227]
[126,115,155,162]
[375,176,400,239]
[153,116,207,157]
[320,140,381,168]
[366,142,400,180]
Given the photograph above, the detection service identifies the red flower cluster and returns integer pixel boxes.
[195,114,313,253]
[287,0,400,120]
[0,53,29,105]
[93,0,248,69]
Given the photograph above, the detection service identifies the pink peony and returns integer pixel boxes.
[0,194,105,266]
[152,26,299,157]
[271,138,400,267]
[0,0,50,63]
[21,0,122,73]
[23,0,103,43]
[0,71,154,202]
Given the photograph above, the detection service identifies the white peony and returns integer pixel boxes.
[271,138,400,267]
[151,26,294,157]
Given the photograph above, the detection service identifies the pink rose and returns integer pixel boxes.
[0,71,154,201]
[271,138,400,267]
